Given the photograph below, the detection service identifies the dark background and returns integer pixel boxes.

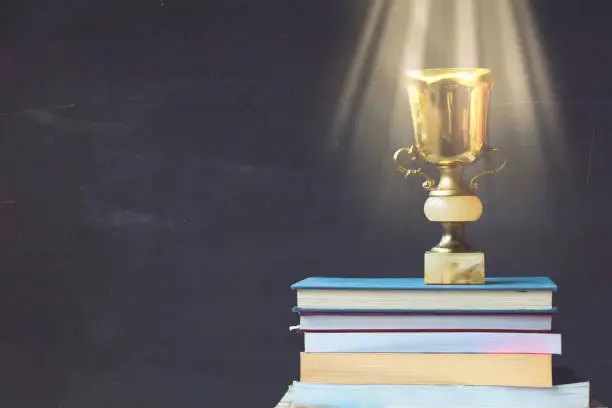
[0,0,610,407]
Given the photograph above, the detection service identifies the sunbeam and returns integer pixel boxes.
[330,0,562,229]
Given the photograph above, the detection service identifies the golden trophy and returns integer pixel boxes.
[394,68,507,285]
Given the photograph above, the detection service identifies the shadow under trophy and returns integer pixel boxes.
[394,68,507,285]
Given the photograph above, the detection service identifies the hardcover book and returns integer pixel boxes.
[292,277,557,311]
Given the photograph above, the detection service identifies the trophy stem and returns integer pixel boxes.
[431,222,473,253]
[432,166,473,197]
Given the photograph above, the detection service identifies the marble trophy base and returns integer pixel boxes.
[424,251,485,284]
[423,195,485,284]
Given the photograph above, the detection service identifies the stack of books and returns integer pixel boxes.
[274,276,597,408]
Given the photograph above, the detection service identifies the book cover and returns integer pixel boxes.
[291,276,557,291]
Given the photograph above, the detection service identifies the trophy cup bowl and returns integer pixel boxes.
[394,68,507,284]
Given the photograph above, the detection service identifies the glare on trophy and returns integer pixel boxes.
[394,68,507,285]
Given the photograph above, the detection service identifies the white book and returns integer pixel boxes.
[273,386,292,408]
[288,367,590,408]
[296,313,552,331]
[302,331,562,354]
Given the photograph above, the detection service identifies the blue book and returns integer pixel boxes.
[291,276,557,291]
[291,277,556,312]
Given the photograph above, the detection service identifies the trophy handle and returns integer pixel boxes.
[469,146,508,190]
[393,146,436,190]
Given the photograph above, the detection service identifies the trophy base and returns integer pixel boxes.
[424,251,485,284]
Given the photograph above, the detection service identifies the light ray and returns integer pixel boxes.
[329,0,387,149]
[328,0,563,227]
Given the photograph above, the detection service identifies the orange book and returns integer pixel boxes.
[300,352,552,387]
